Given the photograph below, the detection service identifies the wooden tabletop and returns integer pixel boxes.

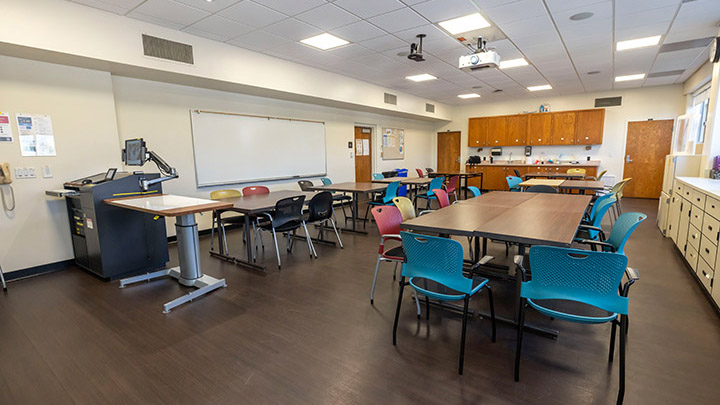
[519,179,565,187]
[105,194,232,217]
[429,171,482,177]
[215,190,317,214]
[559,180,606,190]
[371,177,432,185]
[403,191,591,247]
[524,172,585,179]
[310,182,386,193]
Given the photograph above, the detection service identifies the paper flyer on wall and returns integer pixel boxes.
[0,113,12,142]
[16,113,56,156]
[362,139,370,156]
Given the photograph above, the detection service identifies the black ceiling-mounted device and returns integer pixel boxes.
[408,34,426,62]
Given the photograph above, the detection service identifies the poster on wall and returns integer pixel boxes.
[16,113,56,156]
[0,113,12,142]
[381,127,404,160]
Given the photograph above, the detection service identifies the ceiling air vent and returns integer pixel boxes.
[594,96,622,108]
[384,92,397,105]
[426,103,435,113]
[648,70,685,78]
[659,37,713,53]
[142,34,194,64]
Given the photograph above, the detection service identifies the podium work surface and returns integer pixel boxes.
[105,194,233,313]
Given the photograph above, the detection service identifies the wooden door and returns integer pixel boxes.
[622,120,673,198]
[484,166,507,190]
[354,126,372,182]
[528,114,551,145]
[576,109,605,144]
[438,131,461,172]
[468,118,487,147]
[551,112,577,145]
[487,116,508,146]
[507,115,527,146]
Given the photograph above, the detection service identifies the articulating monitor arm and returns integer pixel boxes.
[140,150,178,191]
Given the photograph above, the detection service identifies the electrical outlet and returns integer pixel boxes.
[28,167,36,178]
[14,166,37,179]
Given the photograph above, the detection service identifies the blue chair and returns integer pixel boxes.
[514,247,638,404]
[396,168,408,197]
[579,213,647,255]
[574,196,617,242]
[372,173,384,180]
[467,186,482,197]
[506,176,523,192]
[365,181,400,222]
[320,177,352,222]
[320,177,332,186]
[414,176,445,210]
[394,232,496,375]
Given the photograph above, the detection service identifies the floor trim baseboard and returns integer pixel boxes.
[4,259,74,282]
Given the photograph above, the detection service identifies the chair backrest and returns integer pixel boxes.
[392,197,416,220]
[513,169,522,177]
[588,193,615,222]
[526,185,558,194]
[567,168,586,174]
[272,195,306,227]
[586,196,617,240]
[320,177,332,186]
[242,186,270,196]
[210,189,242,200]
[614,178,632,200]
[506,176,523,191]
[467,186,482,197]
[426,168,434,174]
[433,189,450,208]
[446,176,459,193]
[400,232,472,294]
[382,181,401,203]
[525,246,629,315]
[307,191,334,222]
[596,170,607,181]
[371,206,403,236]
[427,177,444,196]
[415,168,424,178]
[372,173,385,180]
[606,212,647,254]
[297,180,314,192]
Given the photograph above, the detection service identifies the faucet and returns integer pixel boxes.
[509,152,513,163]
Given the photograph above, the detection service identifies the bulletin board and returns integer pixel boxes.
[381,127,404,160]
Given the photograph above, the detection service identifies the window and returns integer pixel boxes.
[691,85,710,143]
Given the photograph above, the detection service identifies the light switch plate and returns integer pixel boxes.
[42,165,53,178]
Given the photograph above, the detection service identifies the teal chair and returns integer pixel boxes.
[364,181,400,222]
[394,232,496,375]
[578,213,647,255]
[320,177,332,185]
[372,173,384,180]
[514,247,638,404]
[574,196,617,242]
[467,186,482,197]
[320,177,352,222]
[414,176,444,210]
[506,176,522,192]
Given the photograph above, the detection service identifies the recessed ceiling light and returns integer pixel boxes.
[300,33,349,50]
[499,58,529,69]
[570,12,594,21]
[458,93,481,99]
[528,84,552,91]
[438,13,491,35]
[587,71,601,75]
[615,73,646,82]
[406,74,437,82]
[616,35,661,51]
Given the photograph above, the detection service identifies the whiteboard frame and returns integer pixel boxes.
[189,109,328,187]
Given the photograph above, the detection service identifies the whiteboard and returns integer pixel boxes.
[190,110,326,186]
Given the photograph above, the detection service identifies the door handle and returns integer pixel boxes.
[626,155,632,163]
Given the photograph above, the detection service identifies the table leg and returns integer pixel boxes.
[210,211,267,271]
[337,191,367,235]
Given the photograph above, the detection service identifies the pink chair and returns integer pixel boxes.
[433,188,451,208]
[242,186,270,195]
[415,168,424,178]
[445,176,459,201]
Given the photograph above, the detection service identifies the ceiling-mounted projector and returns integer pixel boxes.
[408,34,426,62]
[459,36,500,71]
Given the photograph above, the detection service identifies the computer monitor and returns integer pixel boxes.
[104,168,117,181]
[123,139,146,166]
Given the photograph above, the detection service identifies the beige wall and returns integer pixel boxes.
[0,56,121,272]
[439,85,687,182]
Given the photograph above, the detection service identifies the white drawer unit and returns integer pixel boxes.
[690,189,707,208]
[682,186,693,200]
[674,181,684,196]
[705,196,720,220]
[687,225,701,252]
[699,235,717,268]
[702,213,720,244]
[696,258,714,292]
[686,245,699,272]
[690,206,703,230]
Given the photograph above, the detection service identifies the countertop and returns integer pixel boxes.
[675,177,720,199]
[466,160,601,167]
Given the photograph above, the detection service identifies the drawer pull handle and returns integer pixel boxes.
[705,248,710,254]
[702,270,711,279]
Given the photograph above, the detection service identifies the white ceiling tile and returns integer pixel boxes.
[252,0,327,16]
[185,15,254,41]
[393,24,448,43]
[183,27,229,42]
[127,11,186,29]
[295,3,360,31]
[329,21,387,42]
[264,18,323,40]
[484,0,548,25]
[665,26,719,43]
[553,2,612,26]
[227,30,291,50]
[411,0,480,23]
[173,0,242,13]
[358,35,408,51]
[644,75,679,86]
[131,0,210,27]
[652,48,706,72]
[615,0,681,15]
[367,8,427,33]
[545,0,610,13]
[334,0,405,19]
[264,42,323,59]
[219,1,288,28]
[615,23,670,42]
[330,44,376,59]
[69,0,142,14]
[615,6,676,31]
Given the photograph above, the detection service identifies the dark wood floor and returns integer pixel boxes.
[1,198,719,404]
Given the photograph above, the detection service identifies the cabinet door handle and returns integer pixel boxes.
[705,248,710,254]
[702,270,711,279]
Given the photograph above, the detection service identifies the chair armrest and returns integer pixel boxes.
[513,255,527,281]
[622,267,639,297]
[380,234,402,243]
[578,224,606,240]
[418,210,434,216]
[577,239,614,251]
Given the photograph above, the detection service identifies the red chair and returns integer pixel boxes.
[415,168,424,178]
[433,188,451,208]
[242,186,270,195]
[445,176,460,201]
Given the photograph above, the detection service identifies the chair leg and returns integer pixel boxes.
[609,317,618,362]
[370,255,382,304]
[210,211,216,251]
[459,295,470,375]
[393,277,406,345]
[514,299,526,382]
[467,237,474,262]
[221,222,229,254]
[330,218,343,248]
[303,221,316,258]
[425,294,430,320]
[617,314,627,405]
[487,285,496,343]
[271,228,281,270]
[392,261,398,280]
[364,203,372,224]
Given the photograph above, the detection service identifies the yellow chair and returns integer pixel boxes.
[210,189,242,253]
[392,196,416,221]
[607,178,632,221]
[589,169,607,181]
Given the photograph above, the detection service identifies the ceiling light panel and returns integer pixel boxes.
[527,84,552,91]
[499,58,529,69]
[438,13,491,35]
[458,93,481,99]
[301,33,349,50]
[615,73,645,82]
[406,74,437,82]
[616,35,662,51]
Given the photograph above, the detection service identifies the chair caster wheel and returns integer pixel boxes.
[417,314,421,319]
[370,299,374,305]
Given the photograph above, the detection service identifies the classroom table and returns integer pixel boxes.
[105,194,233,313]
[428,171,483,199]
[371,177,432,197]
[524,171,585,180]
[309,182,387,234]
[519,178,565,188]
[402,191,591,338]
[210,190,317,272]
[558,180,606,193]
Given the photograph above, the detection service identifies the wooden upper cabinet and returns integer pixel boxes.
[507,115,527,146]
[551,112,577,145]
[468,117,488,147]
[487,116,508,146]
[528,113,551,145]
[575,109,605,144]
